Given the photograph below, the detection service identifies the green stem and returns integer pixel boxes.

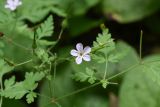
[54,82,101,101]
[48,62,53,97]
[139,30,143,62]
[0,76,3,107]
[107,64,139,80]
[14,59,32,67]
[53,60,57,96]
[103,60,108,79]
[47,28,64,52]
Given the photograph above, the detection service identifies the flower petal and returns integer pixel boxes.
[76,43,83,52]
[70,49,78,56]
[83,55,91,61]
[84,46,91,54]
[76,56,82,64]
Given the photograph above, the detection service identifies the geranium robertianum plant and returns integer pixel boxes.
[0,0,160,107]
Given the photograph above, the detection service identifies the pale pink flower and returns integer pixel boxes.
[5,0,22,11]
[70,43,91,64]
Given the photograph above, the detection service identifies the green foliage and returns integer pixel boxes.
[68,16,103,36]
[102,0,160,23]
[35,15,56,46]
[36,16,54,39]
[0,59,14,77]
[72,28,128,87]
[92,27,115,58]
[120,55,160,107]
[0,72,45,103]
[74,67,96,84]
[39,63,75,107]
[0,0,160,106]
[26,92,37,104]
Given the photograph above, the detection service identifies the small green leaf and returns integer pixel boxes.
[92,28,115,56]
[74,68,96,84]
[100,79,108,88]
[36,15,54,39]
[26,92,37,104]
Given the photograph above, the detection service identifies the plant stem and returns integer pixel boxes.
[0,76,3,107]
[14,59,32,67]
[103,60,108,79]
[54,82,101,101]
[48,62,53,97]
[108,64,139,80]
[53,60,57,96]
[139,30,143,62]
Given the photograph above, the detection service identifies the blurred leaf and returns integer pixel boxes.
[0,19,33,63]
[120,55,160,107]
[17,0,66,23]
[102,0,160,23]
[68,16,103,36]
[74,94,108,107]
[115,41,139,71]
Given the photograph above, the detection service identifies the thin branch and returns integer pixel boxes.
[14,59,32,67]
[54,82,101,101]
[107,64,139,80]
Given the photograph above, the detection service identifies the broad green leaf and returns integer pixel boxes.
[102,0,160,23]
[120,55,160,107]
[17,0,66,23]
[74,94,108,107]
[143,55,160,85]
[0,20,33,63]
[68,16,103,36]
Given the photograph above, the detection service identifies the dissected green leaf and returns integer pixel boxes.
[36,15,54,39]
[73,67,96,84]
[92,28,115,56]
[0,72,45,103]
[26,92,37,104]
